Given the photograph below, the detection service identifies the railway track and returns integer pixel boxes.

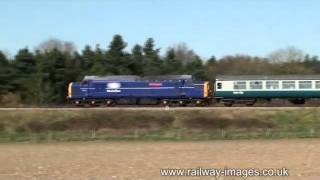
[0,106,319,110]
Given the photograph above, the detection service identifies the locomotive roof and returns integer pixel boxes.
[83,75,193,81]
[216,75,320,81]
[141,75,192,80]
[84,75,140,81]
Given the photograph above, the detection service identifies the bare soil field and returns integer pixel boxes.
[0,139,319,180]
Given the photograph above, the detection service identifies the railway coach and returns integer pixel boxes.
[67,75,212,106]
[214,75,320,106]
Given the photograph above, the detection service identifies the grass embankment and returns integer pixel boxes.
[0,108,319,142]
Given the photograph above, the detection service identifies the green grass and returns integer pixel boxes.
[0,108,320,142]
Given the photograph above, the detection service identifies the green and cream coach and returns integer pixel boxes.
[214,75,320,106]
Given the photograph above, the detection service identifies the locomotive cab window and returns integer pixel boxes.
[249,81,262,89]
[266,81,279,89]
[233,81,246,90]
[282,81,295,89]
[299,81,312,89]
[81,81,88,86]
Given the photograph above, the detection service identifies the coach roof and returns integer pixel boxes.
[216,75,320,81]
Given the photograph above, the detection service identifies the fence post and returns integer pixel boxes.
[134,129,139,139]
[310,128,315,137]
[47,131,53,141]
[91,129,96,139]
[265,128,271,138]
[221,129,226,138]
[176,129,181,140]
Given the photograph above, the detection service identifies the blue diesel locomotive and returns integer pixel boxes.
[67,75,212,106]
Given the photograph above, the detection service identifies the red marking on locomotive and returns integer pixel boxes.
[149,82,163,87]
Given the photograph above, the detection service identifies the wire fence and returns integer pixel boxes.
[0,128,319,142]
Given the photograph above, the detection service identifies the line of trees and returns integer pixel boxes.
[0,34,320,105]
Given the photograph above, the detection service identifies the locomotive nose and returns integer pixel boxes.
[67,82,73,98]
[203,81,212,98]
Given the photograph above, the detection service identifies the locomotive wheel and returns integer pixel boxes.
[245,100,256,106]
[224,103,233,107]
[289,99,305,105]
[161,100,170,107]
[178,100,187,107]
[106,99,115,106]
[195,100,204,107]
[224,102,233,107]
[89,100,100,107]
[73,100,84,106]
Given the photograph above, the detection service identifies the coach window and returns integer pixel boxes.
[266,81,279,89]
[233,81,246,90]
[316,81,320,89]
[282,81,295,89]
[299,81,312,89]
[249,81,263,89]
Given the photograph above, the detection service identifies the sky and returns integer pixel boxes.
[0,0,320,59]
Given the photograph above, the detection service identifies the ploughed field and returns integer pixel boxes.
[0,140,319,180]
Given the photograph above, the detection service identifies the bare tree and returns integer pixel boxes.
[35,38,76,54]
[268,46,304,63]
[0,49,11,59]
[168,43,199,63]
